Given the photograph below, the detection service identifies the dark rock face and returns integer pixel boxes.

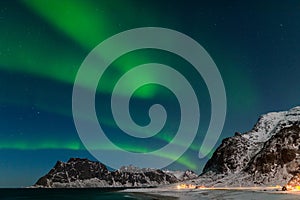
[181,170,198,180]
[202,135,251,174]
[34,158,195,188]
[200,106,300,186]
[244,125,300,183]
[35,158,110,187]
[246,125,300,172]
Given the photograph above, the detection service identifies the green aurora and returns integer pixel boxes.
[1,0,299,188]
[0,139,198,170]
[0,1,212,164]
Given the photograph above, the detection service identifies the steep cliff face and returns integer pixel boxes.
[245,124,300,184]
[34,158,197,188]
[202,134,251,174]
[198,106,300,186]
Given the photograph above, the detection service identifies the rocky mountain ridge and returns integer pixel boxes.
[192,106,300,187]
[34,106,300,188]
[34,158,197,188]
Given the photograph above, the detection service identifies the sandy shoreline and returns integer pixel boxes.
[123,186,300,200]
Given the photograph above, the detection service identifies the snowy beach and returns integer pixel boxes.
[125,186,300,200]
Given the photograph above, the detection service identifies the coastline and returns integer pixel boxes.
[123,192,178,200]
[1,186,300,199]
[123,186,300,200]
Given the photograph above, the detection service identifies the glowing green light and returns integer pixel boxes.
[0,140,84,150]
[22,0,109,50]
[21,0,160,99]
[0,139,197,169]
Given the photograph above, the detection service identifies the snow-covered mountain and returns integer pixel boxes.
[33,158,197,188]
[164,169,198,181]
[33,106,300,188]
[191,106,300,187]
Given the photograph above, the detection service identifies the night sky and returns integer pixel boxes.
[0,0,300,187]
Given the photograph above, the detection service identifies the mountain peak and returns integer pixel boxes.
[34,158,197,188]
[199,106,300,187]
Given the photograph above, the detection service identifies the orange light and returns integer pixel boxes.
[196,185,206,189]
[283,184,300,191]
[176,184,196,189]
[294,186,300,191]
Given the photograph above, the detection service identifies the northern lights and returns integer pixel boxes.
[1,0,300,187]
[22,0,110,50]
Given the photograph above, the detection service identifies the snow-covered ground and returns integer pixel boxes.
[124,185,300,200]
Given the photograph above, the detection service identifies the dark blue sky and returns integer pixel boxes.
[0,0,299,187]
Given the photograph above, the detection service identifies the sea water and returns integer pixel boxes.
[0,188,140,200]
[2,188,299,200]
